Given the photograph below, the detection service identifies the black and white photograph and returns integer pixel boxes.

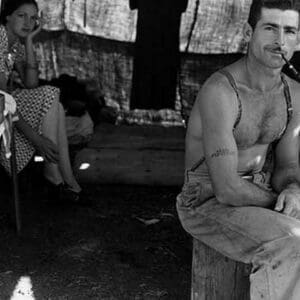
[1,0,300,299]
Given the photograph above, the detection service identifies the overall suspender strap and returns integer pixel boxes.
[218,69,242,129]
[280,74,293,125]
[270,74,293,151]
[190,156,206,172]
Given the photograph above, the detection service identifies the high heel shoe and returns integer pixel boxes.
[60,185,89,206]
[43,179,64,202]
[60,186,80,202]
[43,179,87,205]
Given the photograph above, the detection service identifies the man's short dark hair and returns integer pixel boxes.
[248,0,300,29]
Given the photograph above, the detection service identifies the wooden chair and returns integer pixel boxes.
[0,113,21,235]
[10,121,21,235]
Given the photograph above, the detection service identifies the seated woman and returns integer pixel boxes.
[0,0,82,201]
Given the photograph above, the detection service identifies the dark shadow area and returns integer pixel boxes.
[0,164,191,299]
[283,51,300,82]
[130,0,188,110]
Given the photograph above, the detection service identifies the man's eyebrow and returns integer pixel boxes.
[262,22,278,27]
[262,22,297,30]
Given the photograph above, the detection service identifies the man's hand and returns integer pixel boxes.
[34,135,59,163]
[274,184,300,219]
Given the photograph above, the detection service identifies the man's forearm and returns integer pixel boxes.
[219,177,277,207]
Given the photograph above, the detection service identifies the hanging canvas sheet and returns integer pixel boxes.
[64,0,137,43]
[37,0,253,54]
[36,0,65,30]
[180,0,251,53]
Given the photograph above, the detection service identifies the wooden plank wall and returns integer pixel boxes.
[74,124,185,186]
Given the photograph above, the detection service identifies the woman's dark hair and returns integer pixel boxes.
[0,0,38,25]
[248,0,300,29]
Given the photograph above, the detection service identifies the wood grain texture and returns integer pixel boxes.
[192,239,250,300]
[88,124,185,150]
[74,124,185,186]
[74,148,184,186]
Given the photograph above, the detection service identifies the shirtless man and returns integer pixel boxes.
[177,0,300,299]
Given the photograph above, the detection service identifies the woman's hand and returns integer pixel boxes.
[34,135,59,163]
[27,11,44,41]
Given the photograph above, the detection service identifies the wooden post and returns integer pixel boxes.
[192,239,250,300]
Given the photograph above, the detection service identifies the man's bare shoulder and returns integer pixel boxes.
[191,68,239,129]
[196,69,237,108]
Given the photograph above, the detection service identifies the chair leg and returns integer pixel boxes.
[10,124,21,235]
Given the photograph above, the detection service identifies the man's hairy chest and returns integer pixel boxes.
[233,92,288,149]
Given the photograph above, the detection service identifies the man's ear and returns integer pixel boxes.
[243,22,253,43]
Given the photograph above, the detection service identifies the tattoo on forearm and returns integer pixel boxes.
[210,148,235,159]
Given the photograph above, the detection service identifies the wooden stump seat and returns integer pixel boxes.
[192,239,251,300]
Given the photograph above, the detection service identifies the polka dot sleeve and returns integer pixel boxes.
[15,43,25,64]
[0,26,8,75]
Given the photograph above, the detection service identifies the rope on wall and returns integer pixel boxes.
[83,0,87,27]
[185,0,200,53]
[62,0,67,29]
[178,0,200,126]
[69,0,87,27]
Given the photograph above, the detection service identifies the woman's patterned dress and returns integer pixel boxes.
[0,25,59,174]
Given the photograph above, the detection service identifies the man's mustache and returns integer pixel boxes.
[265,46,287,55]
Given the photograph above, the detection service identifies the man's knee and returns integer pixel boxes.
[280,235,300,257]
[253,235,300,269]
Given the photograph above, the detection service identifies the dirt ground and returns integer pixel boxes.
[0,165,191,299]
